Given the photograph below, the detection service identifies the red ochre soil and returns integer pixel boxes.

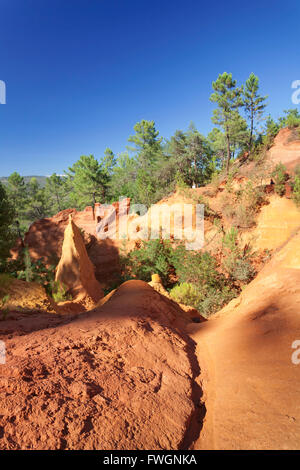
[0,281,204,450]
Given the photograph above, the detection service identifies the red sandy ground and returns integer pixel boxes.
[189,227,300,449]
[0,281,203,450]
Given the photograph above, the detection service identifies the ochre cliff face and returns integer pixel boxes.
[241,194,300,251]
[268,127,300,172]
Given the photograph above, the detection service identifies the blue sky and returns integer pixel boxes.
[0,0,299,175]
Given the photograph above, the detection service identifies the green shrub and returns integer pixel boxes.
[234,204,255,228]
[199,286,237,317]
[240,181,265,210]
[50,280,71,303]
[271,163,287,196]
[123,233,254,318]
[0,182,16,264]
[292,175,300,207]
[17,247,56,293]
[0,273,13,291]
[279,109,300,129]
[222,228,256,283]
[170,282,202,308]
[219,190,236,220]
[172,245,224,291]
[0,294,10,321]
[224,256,255,282]
[122,239,175,286]
[222,227,239,252]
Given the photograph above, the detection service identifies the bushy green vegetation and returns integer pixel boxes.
[279,109,300,129]
[50,280,71,303]
[292,167,300,207]
[1,247,70,302]
[170,282,202,307]
[121,239,176,286]
[0,182,17,265]
[222,228,256,283]
[122,234,255,317]
[271,163,288,196]
[220,180,266,229]
[0,274,13,321]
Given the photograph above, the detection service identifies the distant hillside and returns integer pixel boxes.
[0,175,47,186]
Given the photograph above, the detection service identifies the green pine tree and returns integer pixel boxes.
[0,182,16,265]
[25,177,50,220]
[45,173,70,214]
[210,72,244,174]
[243,73,267,152]
[66,155,107,209]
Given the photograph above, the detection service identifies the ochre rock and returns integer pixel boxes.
[241,194,300,251]
[268,127,300,172]
[55,215,103,304]
[189,226,300,450]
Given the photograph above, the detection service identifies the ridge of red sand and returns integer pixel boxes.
[0,281,203,450]
[189,227,300,450]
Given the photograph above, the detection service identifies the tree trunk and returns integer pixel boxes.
[92,192,96,220]
[226,133,231,175]
[56,192,61,212]
[248,106,254,154]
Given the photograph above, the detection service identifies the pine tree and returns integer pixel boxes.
[26,178,50,220]
[108,152,137,202]
[6,172,27,220]
[278,109,300,129]
[66,155,107,209]
[210,73,243,174]
[128,120,163,169]
[102,148,117,176]
[128,120,163,205]
[0,182,16,264]
[45,173,69,214]
[186,123,213,186]
[243,73,267,152]
[207,128,227,169]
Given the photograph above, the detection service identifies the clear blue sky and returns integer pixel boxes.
[0,0,299,175]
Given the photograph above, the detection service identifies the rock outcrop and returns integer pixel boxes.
[14,206,124,289]
[268,127,300,172]
[55,216,103,306]
[241,194,300,251]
